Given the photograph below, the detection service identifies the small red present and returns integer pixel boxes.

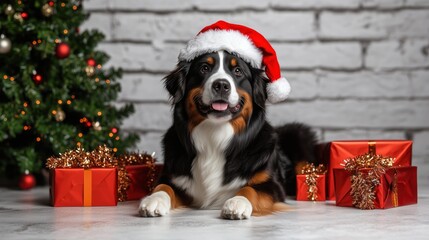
[296,163,327,201]
[316,140,412,200]
[125,164,163,200]
[334,166,417,209]
[296,174,326,201]
[50,168,118,207]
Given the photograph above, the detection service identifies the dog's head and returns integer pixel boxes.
[164,50,267,132]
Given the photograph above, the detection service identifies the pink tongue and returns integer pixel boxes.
[212,102,229,111]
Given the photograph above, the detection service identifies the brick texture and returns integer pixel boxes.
[83,0,429,171]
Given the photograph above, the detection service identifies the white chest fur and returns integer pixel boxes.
[172,119,246,209]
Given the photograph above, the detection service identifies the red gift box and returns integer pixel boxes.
[296,174,326,201]
[334,166,417,209]
[50,168,118,207]
[316,140,412,200]
[125,164,163,200]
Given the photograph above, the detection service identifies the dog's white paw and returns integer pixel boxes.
[138,191,171,217]
[221,196,253,220]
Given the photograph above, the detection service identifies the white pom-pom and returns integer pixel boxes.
[267,77,291,103]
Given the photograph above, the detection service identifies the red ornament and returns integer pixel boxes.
[85,121,92,128]
[18,171,36,190]
[32,74,43,84]
[20,12,29,19]
[87,58,96,67]
[111,128,118,134]
[48,1,55,6]
[55,43,70,59]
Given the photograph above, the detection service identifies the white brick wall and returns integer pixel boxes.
[84,0,429,183]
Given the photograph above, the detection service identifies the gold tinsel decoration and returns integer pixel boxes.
[343,153,395,210]
[46,145,157,202]
[301,163,327,201]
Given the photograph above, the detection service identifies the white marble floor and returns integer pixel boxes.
[1,186,428,240]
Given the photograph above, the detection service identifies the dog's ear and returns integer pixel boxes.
[163,61,190,104]
[251,68,268,109]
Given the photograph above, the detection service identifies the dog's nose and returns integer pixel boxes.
[212,79,230,95]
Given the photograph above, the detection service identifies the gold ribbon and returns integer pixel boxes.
[301,163,326,201]
[391,170,399,207]
[83,169,92,206]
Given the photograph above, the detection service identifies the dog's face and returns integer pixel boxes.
[165,50,267,132]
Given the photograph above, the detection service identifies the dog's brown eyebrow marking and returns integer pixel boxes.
[230,58,237,67]
[207,56,214,65]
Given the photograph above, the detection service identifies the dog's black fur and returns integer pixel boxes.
[156,51,317,208]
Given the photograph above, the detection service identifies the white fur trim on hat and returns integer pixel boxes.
[267,77,291,103]
[178,30,263,68]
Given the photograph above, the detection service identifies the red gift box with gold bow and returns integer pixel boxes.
[50,168,117,207]
[334,166,417,209]
[316,140,413,200]
[296,163,327,201]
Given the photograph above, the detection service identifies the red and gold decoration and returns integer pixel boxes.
[46,145,162,206]
[116,152,162,201]
[55,42,70,59]
[0,34,12,54]
[315,140,413,200]
[46,146,118,207]
[334,152,417,210]
[296,163,326,201]
[18,170,36,190]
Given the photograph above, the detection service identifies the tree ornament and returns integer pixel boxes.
[32,73,43,84]
[87,58,96,66]
[4,4,15,16]
[20,12,29,19]
[93,121,102,131]
[55,109,66,122]
[55,43,71,59]
[13,13,23,23]
[111,127,118,134]
[48,1,55,7]
[85,66,95,76]
[0,35,12,54]
[42,3,54,17]
[18,170,36,190]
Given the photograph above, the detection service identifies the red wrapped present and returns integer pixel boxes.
[47,146,119,207]
[125,164,163,200]
[316,140,412,200]
[296,174,326,201]
[296,163,326,201]
[50,168,118,207]
[334,165,417,209]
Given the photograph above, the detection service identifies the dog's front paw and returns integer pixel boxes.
[138,191,171,217]
[221,196,253,220]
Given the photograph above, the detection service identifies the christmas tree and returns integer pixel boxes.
[0,0,139,184]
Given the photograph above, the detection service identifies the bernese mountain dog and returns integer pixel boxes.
[138,49,317,220]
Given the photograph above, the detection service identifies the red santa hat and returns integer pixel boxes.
[178,20,291,103]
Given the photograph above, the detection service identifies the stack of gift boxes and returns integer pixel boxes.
[46,146,163,207]
[296,140,418,209]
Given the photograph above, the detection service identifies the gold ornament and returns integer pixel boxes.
[13,12,23,23]
[42,4,54,17]
[85,66,95,77]
[93,121,102,131]
[0,35,12,54]
[4,4,15,16]
[55,109,66,122]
